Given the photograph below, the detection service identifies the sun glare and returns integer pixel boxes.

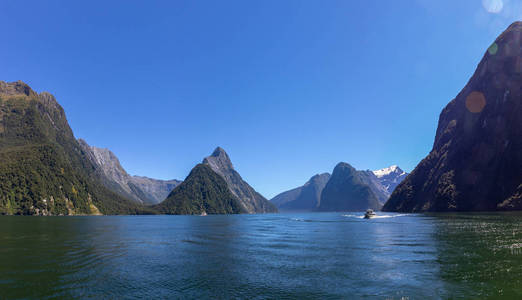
[482,0,504,13]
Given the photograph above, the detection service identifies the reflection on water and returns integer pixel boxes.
[431,213,522,298]
[1,212,522,298]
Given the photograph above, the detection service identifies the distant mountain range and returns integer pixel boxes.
[77,142,276,213]
[79,139,181,205]
[271,163,408,212]
[383,21,522,212]
[2,23,517,215]
[0,81,274,215]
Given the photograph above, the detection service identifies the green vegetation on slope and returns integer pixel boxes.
[0,82,153,215]
[155,164,243,215]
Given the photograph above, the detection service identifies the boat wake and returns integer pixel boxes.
[342,214,407,219]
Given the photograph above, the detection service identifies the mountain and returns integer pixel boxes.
[271,164,408,211]
[270,186,302,208]
[383,22,522,212]
[0,81,148,215]
[129,176,181,204]
[154,164,243,215]
[202,147,277,213]
[372,165,408,194]
[358,171,391,205]
[271,173,330,211]
[78,139,181,204]
[358,165,409,204]
[318,163,382,211]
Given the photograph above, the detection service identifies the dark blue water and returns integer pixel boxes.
[1,212,522,299]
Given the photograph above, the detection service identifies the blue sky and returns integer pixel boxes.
[0,0,519,198]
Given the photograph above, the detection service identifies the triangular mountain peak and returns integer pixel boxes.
[202,147,277,213]
[203,146,234,171]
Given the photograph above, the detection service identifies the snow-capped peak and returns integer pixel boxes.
[372,165,404,178]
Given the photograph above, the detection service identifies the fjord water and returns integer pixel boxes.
[1,213,522,299]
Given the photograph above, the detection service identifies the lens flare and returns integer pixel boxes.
[488,42,498,55]
[466,91,487,113]
[482,0,503,13]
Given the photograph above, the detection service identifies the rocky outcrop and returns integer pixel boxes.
[383,22,522,212]
[271,173,330,211]
[318,163,382,211]
[203,147,277,213]
[78,139,181,205]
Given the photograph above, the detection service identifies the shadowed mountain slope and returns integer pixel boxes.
[383,22,522,212]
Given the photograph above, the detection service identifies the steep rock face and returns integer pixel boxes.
[154,164,243,215]
[202,147,277,213]
[383,22,522,212]
[0,81,145,215]
[78,139,181,204]
[129,176,181,204]
[319,163,382,211]
[358,171,391,205]
[271,173,330,211]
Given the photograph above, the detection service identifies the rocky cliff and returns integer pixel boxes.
[383,22,522,212]
[79,139,181,204]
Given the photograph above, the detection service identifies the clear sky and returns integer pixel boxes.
[0,0,519,198]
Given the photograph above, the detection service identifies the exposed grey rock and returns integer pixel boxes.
[130,176,181,204]
[79,139,181,204]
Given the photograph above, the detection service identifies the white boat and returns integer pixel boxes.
[364,209,376,219]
